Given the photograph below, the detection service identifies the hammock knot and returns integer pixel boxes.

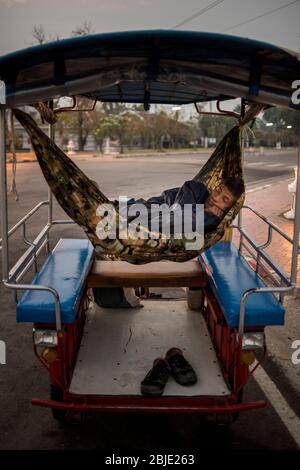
[34,101,58,125]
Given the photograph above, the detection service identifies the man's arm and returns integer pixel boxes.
[146,187,180,206]
[173,180,209,206]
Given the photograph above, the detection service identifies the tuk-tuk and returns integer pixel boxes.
[0,30,299,424]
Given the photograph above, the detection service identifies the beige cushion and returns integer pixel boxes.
[87,259,206,287]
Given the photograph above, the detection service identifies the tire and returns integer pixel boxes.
[206,412,234,427]
[206,391,244,427]
[50,384,67,422]
[186,287,204,310]
[231,390,243,423]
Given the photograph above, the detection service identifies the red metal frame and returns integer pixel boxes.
[33,289,90,391]
[31,397,266,414]
[203,285,266,396]
[31,283,267,416]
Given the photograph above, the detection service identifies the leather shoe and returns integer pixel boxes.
[141,358,170,396]
[165,347,197,386]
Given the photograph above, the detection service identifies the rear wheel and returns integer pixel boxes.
[50,384,67,422]
[186,287,204,310]
[206,412,235,427]
[231,390,244,423]
[206,390,243,427]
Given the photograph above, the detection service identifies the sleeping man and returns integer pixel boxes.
[117,175,245,236]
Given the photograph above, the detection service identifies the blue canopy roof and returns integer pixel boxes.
[0,30,299,109]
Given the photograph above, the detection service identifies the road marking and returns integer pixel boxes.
[246,184,271,193]
[245,162,295,169]
[254,365,300,448]
[246,162,265,167]
[246,177,294,193]
[267,163,285,168]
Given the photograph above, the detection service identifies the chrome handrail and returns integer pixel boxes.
[231,227,291,288]
[52,219,76,225]
[242,205,295,245]
[233,204,300,286]
[230,204,299,336]
[8,224,51,282]
[0,200,49,250]
[238,286,294,336]
[15,238,48,284]
[237,226,291,286]
[4,281,62,332]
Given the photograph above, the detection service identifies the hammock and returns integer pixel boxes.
[13,104,263,265]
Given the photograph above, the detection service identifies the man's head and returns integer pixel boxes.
[205,176,244,217]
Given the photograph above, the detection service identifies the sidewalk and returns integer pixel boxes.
[243,181,300,408]
[234,180,299,281]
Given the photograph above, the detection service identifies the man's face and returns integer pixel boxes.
[205,183,237,216]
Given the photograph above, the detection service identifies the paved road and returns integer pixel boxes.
[7,148,298,202]
[75,148,298,198]
[0,149,299,451]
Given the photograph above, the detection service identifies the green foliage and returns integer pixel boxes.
[198,114,236,139]
[256,107,299,147]
[263,107,299,132]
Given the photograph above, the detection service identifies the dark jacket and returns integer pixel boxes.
[116,180,221,235]
[145,180,220,234]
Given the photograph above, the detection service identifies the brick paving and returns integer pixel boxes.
[233,181,299,282]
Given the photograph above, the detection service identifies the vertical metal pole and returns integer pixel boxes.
[0,104,8,282]
[291,130,300,286]
[238,99,246,252]
[46,101,54,253]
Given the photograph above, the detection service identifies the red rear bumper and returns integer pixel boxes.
[32,397,266,414]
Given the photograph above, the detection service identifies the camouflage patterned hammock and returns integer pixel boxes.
[13,104,263,264]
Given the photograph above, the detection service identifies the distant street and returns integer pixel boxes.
[7,148,297,203]
[71,148,299,198]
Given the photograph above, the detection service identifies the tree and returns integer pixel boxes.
[68,22,95,150]
[198,114,236,142]
[263,107,299,133]
[30,21,95,151]
[151,112,170,149]
[52,97,97,151]
[32,25,46,45]
[54,109,73,149]
[259,107,300,147]
[31,24,60,45]
[91,113,114,152]
[76,99,96,151]
[71,21,94,37]
[167,113,190,148]
[30,23,100,152]
[110,112,134,154]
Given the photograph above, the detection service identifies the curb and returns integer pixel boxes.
[7,159,37,164]
[113,150,208,158]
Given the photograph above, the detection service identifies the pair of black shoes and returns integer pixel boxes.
[141,347,197,397]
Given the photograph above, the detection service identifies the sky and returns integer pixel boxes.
[0,0,300,56]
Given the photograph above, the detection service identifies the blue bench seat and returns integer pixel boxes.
[17,238,94,324]
[199,241,285,328]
